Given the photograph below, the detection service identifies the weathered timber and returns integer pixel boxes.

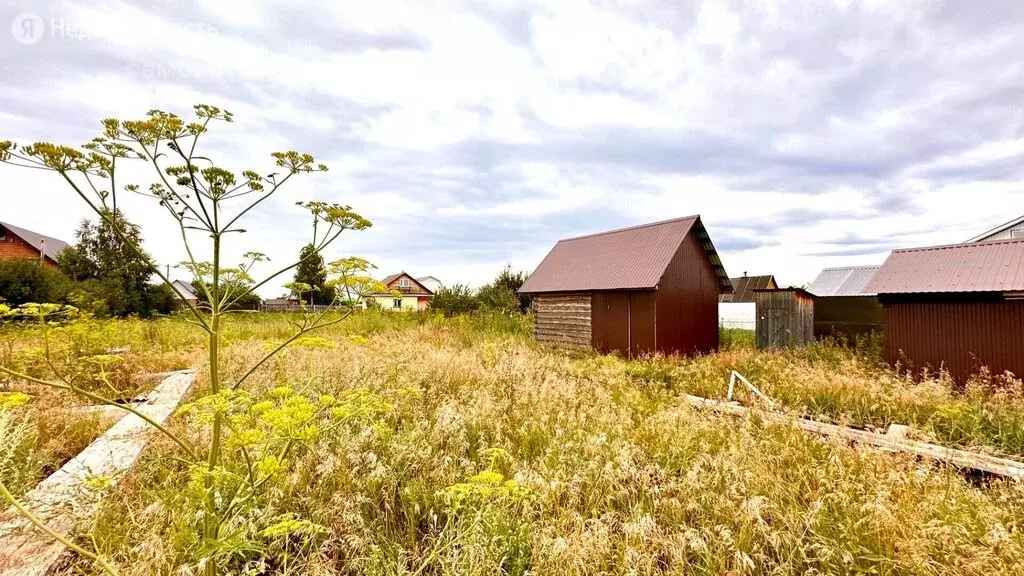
[682,394,1024,478]
[754,289,815,349]
[0,370,197,576]
[533,293,591,349]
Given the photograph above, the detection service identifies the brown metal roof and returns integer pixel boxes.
[520,215,732,294]
[720,274,776,303]
[376,272,433,295]
[866,238,1024,294]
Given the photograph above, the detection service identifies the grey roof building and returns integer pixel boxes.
[807,265,881,297]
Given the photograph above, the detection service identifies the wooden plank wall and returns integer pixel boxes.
[755,290,814,349]
[533,293,592,349]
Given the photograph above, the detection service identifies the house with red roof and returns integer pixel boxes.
[367,272,435,311]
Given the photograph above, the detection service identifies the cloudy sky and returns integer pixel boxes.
[2,0,1023,294]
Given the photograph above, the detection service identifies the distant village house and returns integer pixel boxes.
[368,272,435,311]
[416,276,443,294]
[170,279,199,308]
[967,214,1024,242]
[0,221,69,267]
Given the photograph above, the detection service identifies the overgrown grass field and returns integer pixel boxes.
[2,313,1023,575]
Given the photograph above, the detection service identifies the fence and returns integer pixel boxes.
[259,302,347,313]
[719,302,755,330]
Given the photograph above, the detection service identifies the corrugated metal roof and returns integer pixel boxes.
[720,275,776,303]
[807,265,882,297]
[0,221,69,262]
[866,238,1024,294]
[520,215,731,294]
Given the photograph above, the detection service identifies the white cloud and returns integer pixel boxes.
[2,0,1023,295]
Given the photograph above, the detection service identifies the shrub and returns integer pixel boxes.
[477,283,519,314]
[140,283,176,317]
[720,327,755,349]
[430,284,479,316]
[492,266,532,312]
[0,260,73,305]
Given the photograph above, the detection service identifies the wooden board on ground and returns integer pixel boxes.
[682,393,1024,479]
[0,370,196,576]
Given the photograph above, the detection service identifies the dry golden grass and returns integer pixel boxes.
[4,313,1024,574]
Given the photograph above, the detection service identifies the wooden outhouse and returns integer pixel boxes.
[754,288,815,349]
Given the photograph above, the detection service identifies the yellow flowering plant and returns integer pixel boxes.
[0,106,378,575]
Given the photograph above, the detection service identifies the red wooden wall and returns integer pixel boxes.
[654,229,721,354]
[589,230,720,357]
[591,291,656,356]
[884,298,1024,383]
[0,234,54,266]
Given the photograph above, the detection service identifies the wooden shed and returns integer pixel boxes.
[519,215,732,356]
[754,288,815,349]
[866,238,1024,383]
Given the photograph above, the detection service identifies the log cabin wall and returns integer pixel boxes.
[532,293,592,349]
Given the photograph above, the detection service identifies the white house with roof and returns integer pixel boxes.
[367,272,435,311]
[170,279,199,307]
[416,276,443,293]
[967,214,1024,242]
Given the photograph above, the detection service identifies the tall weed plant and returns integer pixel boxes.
[0,106,380,575]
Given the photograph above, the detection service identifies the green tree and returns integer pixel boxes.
[476,282,519,313]
[430,284,479,316]
[292,243,335,305]
[492,265,531,312]
[57,209,157,317]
